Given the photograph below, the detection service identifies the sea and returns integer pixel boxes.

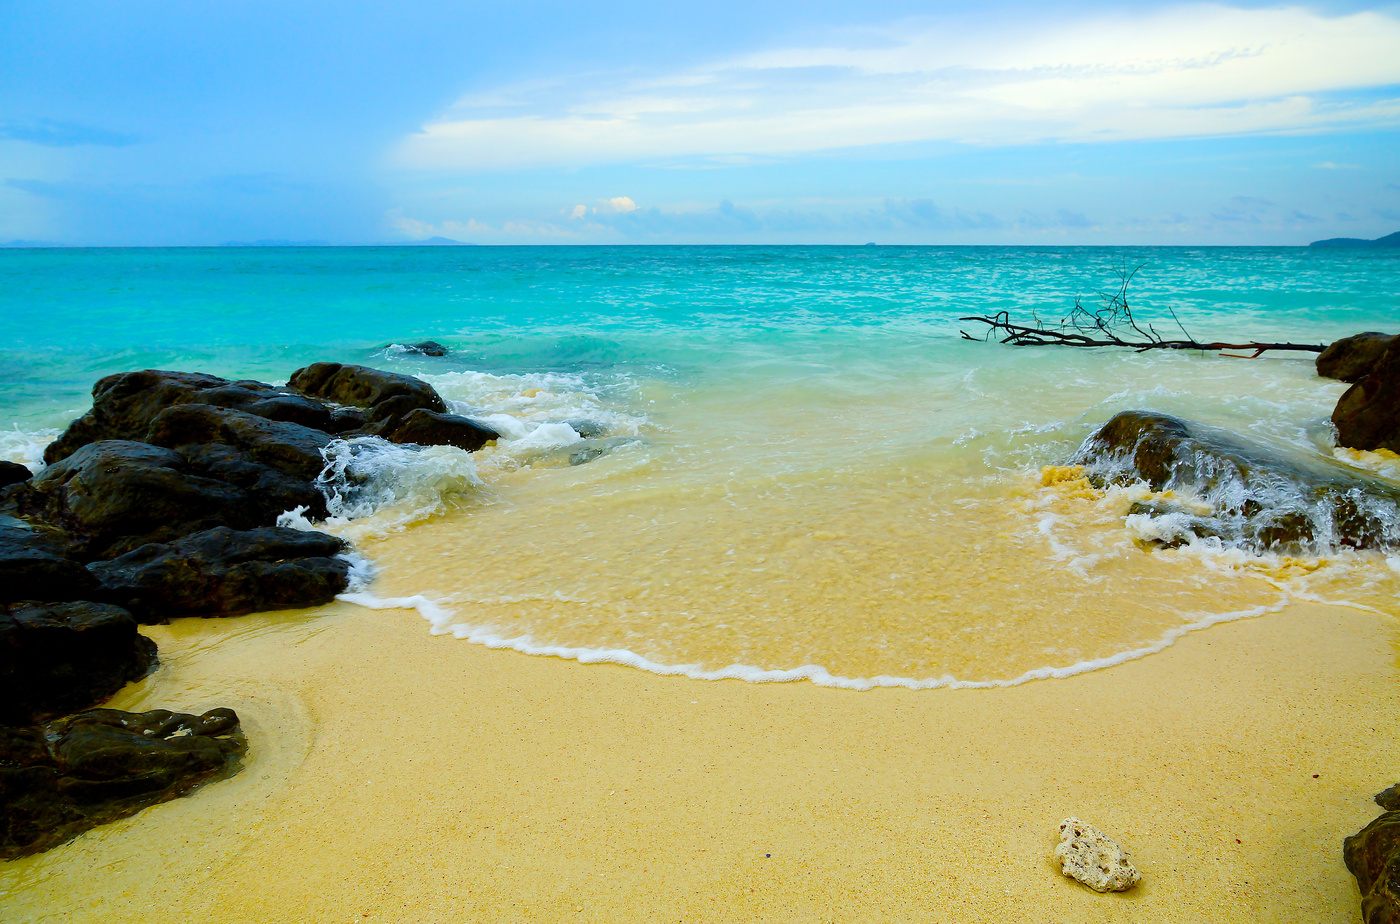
[4,244,1399,689]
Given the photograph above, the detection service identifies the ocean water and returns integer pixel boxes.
[4,245,1399,687]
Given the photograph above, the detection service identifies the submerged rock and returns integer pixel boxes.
[394,340,449,357]
[1054,817,1142,893]
[376,407,499,452]
[0,601,156,724]
[1333,337,1400,454]
[1345,785,1400,924]
[0,707,245,859]
[1074,411,1400,553]
[89,526,351,623]
[1318,333,1397,383]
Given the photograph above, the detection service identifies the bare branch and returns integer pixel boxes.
[957,262,1326,357]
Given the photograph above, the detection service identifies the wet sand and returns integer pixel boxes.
[1,599,1395,923]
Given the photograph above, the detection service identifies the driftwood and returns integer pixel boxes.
[959,263,1326,357]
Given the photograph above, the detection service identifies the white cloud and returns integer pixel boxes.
[394,5,1400,171]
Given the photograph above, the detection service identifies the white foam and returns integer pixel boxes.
[0,426,58,471]
[314,437,485,538]
[334,591,1283,691]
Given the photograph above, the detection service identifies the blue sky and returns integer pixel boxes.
[2,0,1398,245]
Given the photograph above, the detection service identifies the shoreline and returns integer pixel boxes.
[3,599,1395,922]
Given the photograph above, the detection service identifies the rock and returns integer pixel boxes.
[1333,338,1400,453]
[1345,785,1400,924]
[1054,817,1142,893]
[0,601,157,724]
[5,441,263,558]
[144,403,333,479]
[377,408,499,452]
[1074,411,1400,552]
[42,370,346,465]
[0,461,31,488]
[1318,333,1397,383]
[288,362,447,424]
[398,340,448,357]
[0,518,97,603]
[89,526,351,623]
[0,707,245,859]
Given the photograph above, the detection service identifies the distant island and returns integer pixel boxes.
[1309,231,1400,248]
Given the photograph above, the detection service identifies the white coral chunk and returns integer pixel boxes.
[1054,816,1142,892]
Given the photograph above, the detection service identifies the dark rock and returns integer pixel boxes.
[144,403,332,479]
[173,443,328,523]
[399,340,448,357]
[288,362,447,425]
[0,707,245,859]
[0,461,31,488]
[377,408,498,452]
[1333,338,1400,453]
[0,601,156,724]
[0,518,97,603]
[1073,411,1400,552]
[1318,333,1398,383]
[42,370,339,465]
[89,526,350,623]
[1345,787,1400,924]
[5,441,262,558]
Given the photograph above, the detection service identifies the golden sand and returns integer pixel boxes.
[1,599,1395,923]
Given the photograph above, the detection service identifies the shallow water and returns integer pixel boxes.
[4,245,1399,685]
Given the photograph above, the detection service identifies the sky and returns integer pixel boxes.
[1,0,1398,246]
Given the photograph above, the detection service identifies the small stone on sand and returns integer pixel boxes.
[1054,817,1142,893]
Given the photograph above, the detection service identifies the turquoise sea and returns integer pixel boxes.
[3,245,1399,686]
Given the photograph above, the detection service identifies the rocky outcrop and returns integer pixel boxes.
[0,707,245,859]
[1345,784,1400,924]
[5,441,262,558]
[377,407,498,452]
[0,601,156,724]
[288,362,447,425]
[89,526,350,623]
[1074,411,1400,552]
[1333,337,1400,454]
[1054,817,1141,892]
[1318,333,1397,383]
[41,370,359,466]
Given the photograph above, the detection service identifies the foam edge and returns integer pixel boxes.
[333,592,1287,691]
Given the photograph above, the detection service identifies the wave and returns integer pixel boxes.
[334,590,1281,690]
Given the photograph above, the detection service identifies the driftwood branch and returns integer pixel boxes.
[959,262,1326,357]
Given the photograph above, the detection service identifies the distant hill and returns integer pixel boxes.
[415,236,473,245]
[1309,231,1400,248]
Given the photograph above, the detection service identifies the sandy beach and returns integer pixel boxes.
[2,597,1394,923]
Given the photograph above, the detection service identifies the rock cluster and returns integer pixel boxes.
[1054,817,1142,893]
[1345,784,1400,924]
[1073,410,1400,553]
[1328,335,1400,454]
[0,362,499,858]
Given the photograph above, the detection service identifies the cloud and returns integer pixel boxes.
[567,196,639,219]
[1311,161,1359,169]
[0,119,137,148]
[395,5,1400,171]
[398,198,1114,242]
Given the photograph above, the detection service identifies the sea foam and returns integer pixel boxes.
[333,590,1282,690]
